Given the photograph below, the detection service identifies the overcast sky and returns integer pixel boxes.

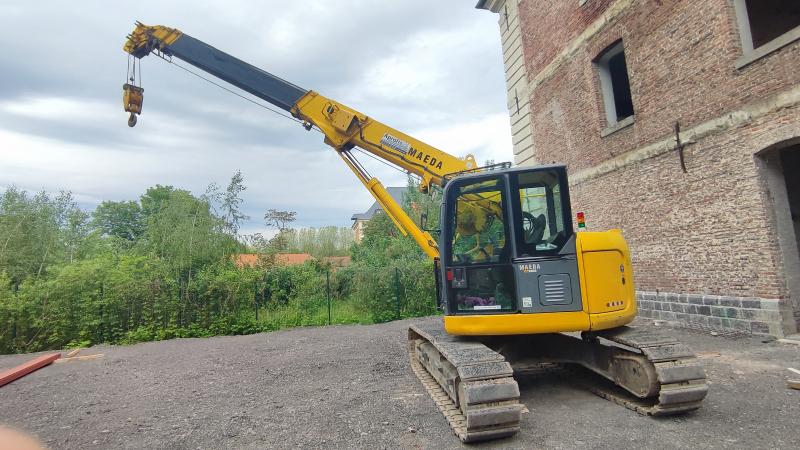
[0,1,511,237]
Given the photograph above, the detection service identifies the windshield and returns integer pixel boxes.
[445,177,517,312]
[449,178,507,265]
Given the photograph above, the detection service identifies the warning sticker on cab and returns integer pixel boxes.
[522,297,532,308]
[380,133,411,154]
[474,305,502,310]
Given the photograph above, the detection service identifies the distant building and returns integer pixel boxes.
[350,187,406,243]
[477,0,800,336]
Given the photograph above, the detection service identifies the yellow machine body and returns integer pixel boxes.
[444,230,637,336]
[119,25,712,444]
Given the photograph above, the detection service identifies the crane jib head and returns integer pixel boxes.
[123,23,183,127]
[123,23,183,58]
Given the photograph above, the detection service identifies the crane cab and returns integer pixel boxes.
[438,164,637,336]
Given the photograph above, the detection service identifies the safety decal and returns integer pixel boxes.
[606,301,624,307]
[380,133,411,154]
[474,305,502,310]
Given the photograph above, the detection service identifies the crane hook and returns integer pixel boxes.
[123,84,144,127]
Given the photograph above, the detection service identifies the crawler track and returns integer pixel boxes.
[409,323,708,442]
[408,324,521,442]
[590,326,708,415]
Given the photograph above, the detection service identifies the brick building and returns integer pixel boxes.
[477,0,800,336]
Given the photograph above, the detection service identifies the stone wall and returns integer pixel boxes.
[637,292,796,337]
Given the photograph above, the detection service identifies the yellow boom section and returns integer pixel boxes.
[290,91,477,194]
[290,91,481,260]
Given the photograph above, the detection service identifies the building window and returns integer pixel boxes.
[735,0,800,52]
[596,41,634,127]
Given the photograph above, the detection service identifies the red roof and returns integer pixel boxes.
[233,254,315,268]
[277,254,315,265]
[322,256,351,267]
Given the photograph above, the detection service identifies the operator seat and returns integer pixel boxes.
[526,214,546,245]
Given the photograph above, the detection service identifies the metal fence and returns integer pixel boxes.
[1,267,438,354]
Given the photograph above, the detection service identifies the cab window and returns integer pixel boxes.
[513,170,572,256]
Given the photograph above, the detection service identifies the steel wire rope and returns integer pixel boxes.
[354,148,421,181]
[166,58,321,131]
[160,57,429,187]
[165,58,422,180]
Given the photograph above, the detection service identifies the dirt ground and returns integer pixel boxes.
[0,316,798,450]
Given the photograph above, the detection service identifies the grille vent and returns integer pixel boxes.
[537,274,572,306]
[543,279,565,302]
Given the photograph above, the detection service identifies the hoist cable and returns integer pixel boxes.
[354,148,421,181]
[168,59,319,130]
[145,53,431,187]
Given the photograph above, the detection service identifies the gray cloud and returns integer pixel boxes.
[0,0,511,234]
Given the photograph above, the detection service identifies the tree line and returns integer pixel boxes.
[0,174,439,354]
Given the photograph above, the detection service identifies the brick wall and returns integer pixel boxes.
[519,0,800,170]
[481,0,800,335]
[570,104,800,300]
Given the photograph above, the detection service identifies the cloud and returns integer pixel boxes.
[0,0,511,234]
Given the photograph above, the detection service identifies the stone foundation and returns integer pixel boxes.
[636,292,797,338]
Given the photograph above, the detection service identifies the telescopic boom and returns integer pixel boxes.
[123,22,483,259]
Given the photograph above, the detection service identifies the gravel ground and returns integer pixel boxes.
[1,316,799,450]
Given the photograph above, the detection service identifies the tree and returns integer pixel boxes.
[402,175,440,232]
[91,200,143,241]
[0,187,91,283]
[140,185,176,219]
[204,171,250,237]
[264,209,296,252]
[222,170,250,236]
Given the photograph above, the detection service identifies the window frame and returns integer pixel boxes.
[443,174,518,315]
[733,0,800,69]
[595,40,635,131]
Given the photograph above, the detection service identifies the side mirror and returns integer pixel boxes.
[420,209,440,234]
[420,190,441,234]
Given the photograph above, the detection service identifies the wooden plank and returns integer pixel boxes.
[778,339,800,346]
[788,380,800,390]
[52,354,104,364]
[66,348,81,357]
[0,353,61,388]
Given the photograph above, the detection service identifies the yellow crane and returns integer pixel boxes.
[123,23,708,442]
